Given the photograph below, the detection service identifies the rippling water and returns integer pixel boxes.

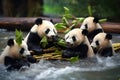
[0,29,120,80]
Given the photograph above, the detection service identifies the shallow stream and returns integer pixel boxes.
[0,29,120,80]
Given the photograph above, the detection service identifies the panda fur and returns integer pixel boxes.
[80,17,104,41]
[24,18,58,54]
[62,28,94,59]
[0,38,36,71]
[91,32,114,57]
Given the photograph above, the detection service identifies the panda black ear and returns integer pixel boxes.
[50,19,54,23]
[105,33,112,40]
[7,38,14,46]
[93,17,99,23]
[35,18,43,25]
[82,29,88,35]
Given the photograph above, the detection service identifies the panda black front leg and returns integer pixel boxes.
[26,55,37,63]
[27,32,44,55]
[4,56,16,66]
[62,49,78,58]
[99,47,113,57]
[78,44,88,59]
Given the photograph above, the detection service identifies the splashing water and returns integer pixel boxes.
[0,55,120,80]
[0,31,120,80]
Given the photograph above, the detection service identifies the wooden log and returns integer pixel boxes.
[0,17,61,31]
[101,22,120,33]
[0,17,120,33]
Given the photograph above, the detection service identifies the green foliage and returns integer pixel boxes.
[70,56,79,64]
[63,7,73,19]
[88,5,92,16]
[55,23,66,30]
[54,50,62,55]
[57,38,66,47]
[99,18,107,23]
[15,29,23,46]
[44,0,120,22]
[40,36,48,48]
[64,24,75,33]
[62,17,69,26]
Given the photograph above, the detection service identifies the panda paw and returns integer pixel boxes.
[62,50,78,58]
[27,55,37,63]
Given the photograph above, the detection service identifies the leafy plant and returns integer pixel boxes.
[55,6,84,34]
[57,38,66,47]
[69,56,79,64]
[40,36,48,48]
[88,5,93,16]
[99,18,107,23]
[54,50,62,55]
[15,29,23,46]
[63,7,74,19]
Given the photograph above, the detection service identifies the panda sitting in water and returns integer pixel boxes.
[80,17,104,42]
[91,32,115,57]
[0,38,36,71]
[62,28,94,59]
[24,18,58,55]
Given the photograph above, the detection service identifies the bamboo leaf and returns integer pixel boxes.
[64,24,75,33]
[99,18,107,23]
[55,23,66,30]
[57,39,66,47]
[15,29,23,46]
[76,17,85,23]
[70,56,79,64]
[64,7,69,14]
[63,7,73,19]
[54,50,62,55]
[88,5,92,16]
[62,17,69,26]
[40,36,48,48]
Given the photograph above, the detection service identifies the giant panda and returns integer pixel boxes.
[91,32,114,57]
[80,17,104,41]
[62,28,94,59]
[0,38,36,71]
[24,18,58,55]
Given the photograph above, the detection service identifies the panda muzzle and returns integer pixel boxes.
[48,35,58,41]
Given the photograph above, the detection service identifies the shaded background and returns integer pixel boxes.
[0,0,120,22]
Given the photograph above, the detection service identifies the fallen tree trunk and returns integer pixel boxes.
[0,17,120,33]
[0,17,61,31]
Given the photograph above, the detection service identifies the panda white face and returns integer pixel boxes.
[91,33,112,49]
[65,29,85,48]
[7,39,30,58]
[80,17,102,33]
[44,27,57,39]
[37,20,57,41]
[19,40,31,56]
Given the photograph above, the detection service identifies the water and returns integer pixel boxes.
[0,29,120,80]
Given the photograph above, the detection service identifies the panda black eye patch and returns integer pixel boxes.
[85,24,88,29]
[19,48,25,54]
[66,36,69,40]
[96,40,99,46]
[72,36,76,42]
[53,29,57,34]
[45,28,50,34]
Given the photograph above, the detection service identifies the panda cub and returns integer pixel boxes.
[62,28,94,59]
[91,33,114,57]
[24,18,58,55]
[80,17,104,41]
[0,38,36,71]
